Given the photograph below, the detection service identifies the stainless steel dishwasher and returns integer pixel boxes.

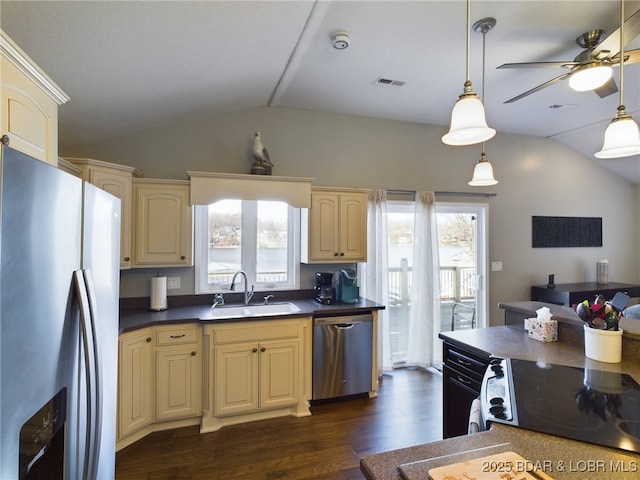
[312,313,373,400]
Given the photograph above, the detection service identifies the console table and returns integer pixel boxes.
[531,281,640,306]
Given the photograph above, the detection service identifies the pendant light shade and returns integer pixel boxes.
[595,106,640,159]
[442,83,496,146]
[442,0,496,146]
[469,152,498,186]
[595,0,640,159]
[569,62,612,91]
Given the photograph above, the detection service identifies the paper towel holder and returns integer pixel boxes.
[150,275,168,311]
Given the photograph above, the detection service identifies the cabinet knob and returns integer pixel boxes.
[146,337,152,343]
[191,351,196,356]
[261,346,266,352]
[124,256,130,262]
[252,347,258,353]
[339,252,344,257]
[334,252,339,257]
[180,255,186,260]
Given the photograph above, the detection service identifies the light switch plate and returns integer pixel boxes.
[491,261,503,272]
[167,276,181,289]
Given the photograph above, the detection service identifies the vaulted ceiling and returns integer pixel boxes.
[2,1,639,181]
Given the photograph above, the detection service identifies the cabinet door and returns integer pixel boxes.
[309,193,341,262]
[443,365,480,438]
[1,53,63,165]
[90,169,132,269]
[214,342,259,416]
[338,194,367,261]
[118,329,154,439]
[259,340,299,410]
[156,346,201,421]
[133,183,193,267]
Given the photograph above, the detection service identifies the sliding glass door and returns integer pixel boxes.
[386,200,488,366]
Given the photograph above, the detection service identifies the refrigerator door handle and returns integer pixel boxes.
[82,268,103,478]
[73,270,99,480]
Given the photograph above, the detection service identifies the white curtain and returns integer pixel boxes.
[406,191,442,368]
[359,190,392,373]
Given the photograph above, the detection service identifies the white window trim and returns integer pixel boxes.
[194,202,300,295]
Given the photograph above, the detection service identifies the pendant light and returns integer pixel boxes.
[469,18,498,186]
[442,0,496,146]
[595,0,640,159]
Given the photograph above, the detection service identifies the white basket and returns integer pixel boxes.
[584,324,623,363]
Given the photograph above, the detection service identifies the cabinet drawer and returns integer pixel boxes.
[211,321,300,344]
[444,345,488,382]
[156,326,198,346]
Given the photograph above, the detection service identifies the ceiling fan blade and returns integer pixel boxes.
[613,48,640,65]
[592,7,640,57]
[497,61,577,69]
[503,72,572,104]
[594,77,618,99]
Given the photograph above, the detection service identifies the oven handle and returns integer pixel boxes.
[468,397,482,434]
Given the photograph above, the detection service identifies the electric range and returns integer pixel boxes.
[480,357,640,453]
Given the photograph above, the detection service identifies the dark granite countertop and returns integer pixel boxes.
[119,294,384,333]
[360,324,640,479]
[362,422,640,480]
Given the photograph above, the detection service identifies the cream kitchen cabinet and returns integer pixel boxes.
[301,187,367,263]
[117,324,202,451]
[155,325,201,421]
[117,328,154,442]
[63,157,141,269]
[201,318,312,433]
[132,179,193,267]
[1,30,69,165]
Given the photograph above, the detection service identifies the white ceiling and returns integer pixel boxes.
[2,1,640,182]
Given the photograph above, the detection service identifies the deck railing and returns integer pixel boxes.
[388,259,476,305]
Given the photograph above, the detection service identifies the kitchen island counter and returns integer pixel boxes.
[361,421,640,480]
[361,324,640,479]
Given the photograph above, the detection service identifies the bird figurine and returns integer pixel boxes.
[251,131,273,175]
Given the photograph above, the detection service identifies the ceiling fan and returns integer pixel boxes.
[498,7,640,104]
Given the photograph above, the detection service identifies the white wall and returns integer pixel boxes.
[62,106,639,325]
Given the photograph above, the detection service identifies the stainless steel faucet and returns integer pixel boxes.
[230,271,254,305]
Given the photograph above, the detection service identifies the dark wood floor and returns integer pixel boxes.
[115,367,443,480]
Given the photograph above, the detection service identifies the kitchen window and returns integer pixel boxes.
[194,199,300,294]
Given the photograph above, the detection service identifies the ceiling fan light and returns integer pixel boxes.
[595,114,640,159]
[468,152,498,186]
[569,63,612,92]
[442,93,496,146]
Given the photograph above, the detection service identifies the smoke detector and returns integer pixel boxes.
[331,32,351,50]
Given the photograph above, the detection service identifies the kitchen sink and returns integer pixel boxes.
[210,302,301,319]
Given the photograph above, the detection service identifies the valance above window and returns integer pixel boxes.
[187,171,313,208]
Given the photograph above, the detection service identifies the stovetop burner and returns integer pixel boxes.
[480,358,640,453]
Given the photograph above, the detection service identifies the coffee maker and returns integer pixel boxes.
[315,272,336,304]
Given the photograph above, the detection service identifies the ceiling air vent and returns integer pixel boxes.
[375,77,406,87]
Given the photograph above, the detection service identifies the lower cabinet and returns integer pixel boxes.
[117,324,202,451]
[118,328,153,440]
[442,341,490,438]
[155,325,202,420]
[202,318,312,432]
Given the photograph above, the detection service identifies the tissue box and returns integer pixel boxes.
[525,317,558,342]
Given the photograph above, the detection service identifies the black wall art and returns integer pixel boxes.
[532,216,602,248]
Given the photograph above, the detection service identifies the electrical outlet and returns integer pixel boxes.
[491,261,503,272]
[167,276,181,289]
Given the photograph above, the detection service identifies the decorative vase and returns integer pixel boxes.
[583,324,623,363]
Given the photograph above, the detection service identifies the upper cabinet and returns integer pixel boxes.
[1,30,69,165]
[132,179,193,268]
[301,187,368,263]
[64,158,142,269]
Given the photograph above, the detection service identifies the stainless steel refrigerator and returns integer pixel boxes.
[0,145,121,479]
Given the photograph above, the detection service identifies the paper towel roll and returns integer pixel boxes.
[150,276,167,311]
